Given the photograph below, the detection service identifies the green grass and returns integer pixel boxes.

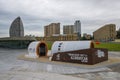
[45,41,120,51]
[46,41,54,50]
[94,42,120,51]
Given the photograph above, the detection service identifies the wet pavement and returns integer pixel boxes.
[0,48,120,80]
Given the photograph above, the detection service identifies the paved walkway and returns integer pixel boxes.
[0,48,120,80]
[0,48,87,80]
[0,71,87,80]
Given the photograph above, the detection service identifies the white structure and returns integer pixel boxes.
[51,41,94,56]
[26,41,94,59]
[74,20,81,36]
[26,41,48,58]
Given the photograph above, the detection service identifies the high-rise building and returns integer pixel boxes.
[63,25,74,34]
[93,24,116,41]
[74,20,81,40]
[44,23,60,37]
[9,17,24,37]
[74,20,81,37]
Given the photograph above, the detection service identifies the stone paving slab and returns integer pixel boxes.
[71,72,120,80]
[9,62,110,74]
[19,51,120,69]
[0,71,87,80]
[0,48,120,80]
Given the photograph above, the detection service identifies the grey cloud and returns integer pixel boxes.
[0,0,120,37]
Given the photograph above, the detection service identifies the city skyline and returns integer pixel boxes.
[0,0,120,37]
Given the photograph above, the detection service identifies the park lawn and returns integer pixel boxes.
[46,41,54,50]
[94,42,120,51]
[45,41,120,51]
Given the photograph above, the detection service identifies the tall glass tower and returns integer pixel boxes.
[74,20,81,39]
[9,17,24,37]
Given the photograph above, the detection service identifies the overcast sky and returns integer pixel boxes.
[0,0,120,37]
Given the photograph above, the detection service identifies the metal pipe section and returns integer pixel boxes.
[27,41,48,58]
[51,41,94,56]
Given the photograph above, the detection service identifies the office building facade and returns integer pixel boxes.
[93,24,116,41]
[63,25,74,34]
[44,23,60,37]
[74,20,81,36]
